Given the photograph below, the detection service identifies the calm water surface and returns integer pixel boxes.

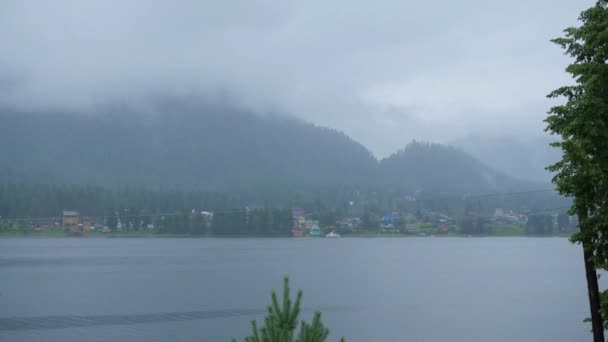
[0,237,593,341]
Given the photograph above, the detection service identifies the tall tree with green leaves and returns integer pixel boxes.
[233,277,344,342]
[545,1,608,340]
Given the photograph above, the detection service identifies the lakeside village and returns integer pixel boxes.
[7,205,579,237]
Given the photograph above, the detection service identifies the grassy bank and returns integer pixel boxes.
[0,229,73,237]
[0,229,205,238]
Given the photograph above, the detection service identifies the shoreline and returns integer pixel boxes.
[0,231,574,239]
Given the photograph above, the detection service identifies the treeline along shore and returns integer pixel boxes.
[0,183,574,237]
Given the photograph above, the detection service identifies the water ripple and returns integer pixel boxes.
[0,307,352,331]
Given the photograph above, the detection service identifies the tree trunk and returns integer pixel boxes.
[579,210,605,342]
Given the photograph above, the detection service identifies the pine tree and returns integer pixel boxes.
[233,277,345,342]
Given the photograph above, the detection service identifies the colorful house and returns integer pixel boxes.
[382,215,398,223]
[62,211,79,232]
[292,207,306,229]
[82,216,92,232]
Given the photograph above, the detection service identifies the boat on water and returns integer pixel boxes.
[325,231,341,238]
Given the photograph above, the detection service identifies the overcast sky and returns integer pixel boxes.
[0,0,594,157]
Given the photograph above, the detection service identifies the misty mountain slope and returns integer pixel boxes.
[378,141,526,193]
[450,135,560,184]
[0,104,534,193]
[0,105,378,189]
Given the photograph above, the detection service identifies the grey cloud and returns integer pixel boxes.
[0,0,595,157]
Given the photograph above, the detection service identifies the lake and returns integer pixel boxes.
[0,237,593,341]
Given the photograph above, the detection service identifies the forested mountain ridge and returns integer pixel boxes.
[0,102,533,193]
[378,142,524,193]
[0,103,377,188]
